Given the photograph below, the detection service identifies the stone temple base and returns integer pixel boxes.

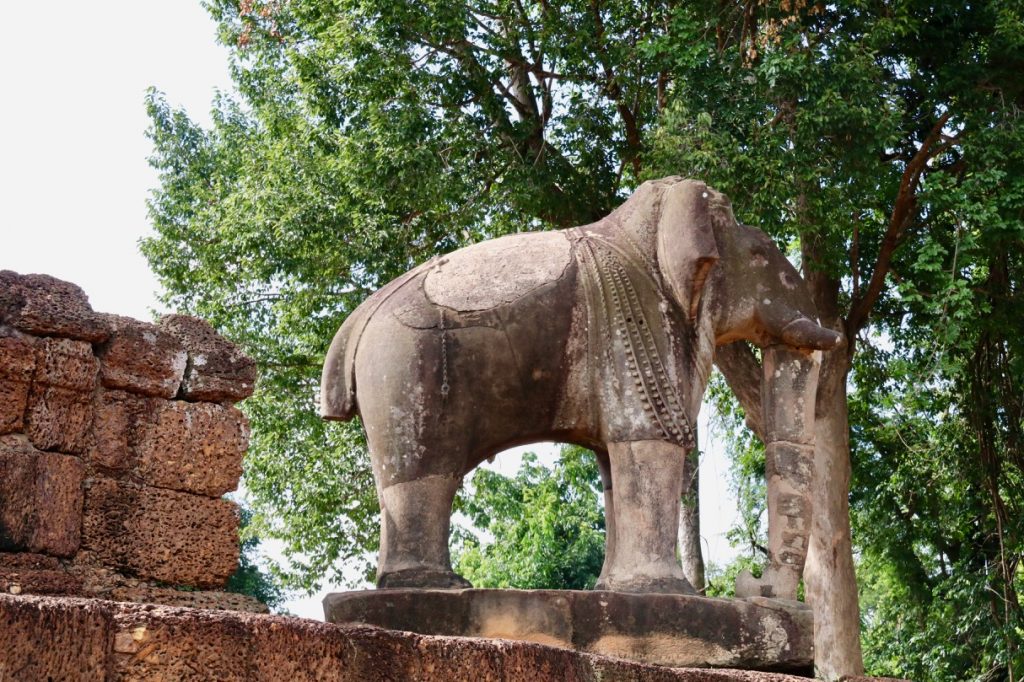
[323,589,813,674]
[5,593,827,681]
[5,593,913,681]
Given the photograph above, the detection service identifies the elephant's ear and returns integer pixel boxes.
[657,179,720,321]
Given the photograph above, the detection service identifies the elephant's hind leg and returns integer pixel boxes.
[594,440,695,594]
[595,449,618,587]
[376,474,471,589]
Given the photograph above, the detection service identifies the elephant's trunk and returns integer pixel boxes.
[759,345,820,600]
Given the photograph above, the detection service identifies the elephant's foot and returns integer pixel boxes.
[594,573,696,595]
[377,567,472,590]
[376,475,466,590]
[734,567,799,601]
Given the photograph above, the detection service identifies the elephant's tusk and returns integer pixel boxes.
[777,317,843,351]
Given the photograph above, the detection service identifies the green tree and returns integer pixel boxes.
[848,117,1024,680]
[646,1,1023,675]
[144,0,680,592]
[452,446,605,590]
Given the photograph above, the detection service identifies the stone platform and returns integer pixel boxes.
[2,593,825,681]
[323,589,813,674]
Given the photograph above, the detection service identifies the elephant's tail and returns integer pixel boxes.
[320,261,434,421]
[320,309,362,421]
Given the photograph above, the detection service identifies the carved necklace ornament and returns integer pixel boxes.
[570,228,695,450]
[432,257,452,400]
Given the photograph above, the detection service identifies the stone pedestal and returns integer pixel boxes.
[323,589,813,674]
[5,594,913,681]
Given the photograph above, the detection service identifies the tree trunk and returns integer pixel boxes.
[800,230,865,680]
[804,348,864,679]
[679,441,705,592]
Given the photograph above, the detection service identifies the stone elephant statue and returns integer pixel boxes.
[321,177,840,598]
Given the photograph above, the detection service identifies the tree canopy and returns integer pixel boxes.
[146,1,1023,678]
[452,446,606,590]
[145,0,687,592]
[643,2,1023,677]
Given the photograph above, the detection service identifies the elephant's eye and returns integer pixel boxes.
[749,245,770,267]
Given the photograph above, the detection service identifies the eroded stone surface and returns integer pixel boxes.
[0,558,83,595]
[0,594,111,681]
[761,347,818,446]
[109,584,268,613]
[0,270,111,343]
[324,589,814,673]
[423,231,572,311]
[0,551,61,570]
[0,552,86,599]
[136,400,247,496]
[25,337,99,453]
[0,436,84,556]
[88,392,246,496]
[159,314,257,402]
[81,476,239,588]
[88,389,145,472]
[0,594,831,682]
[62,563,267,612]
[0,561,266,613]
[0,334,36,434]
[98,315,187,398]
[26,385,95,453]
[33,336,99,391]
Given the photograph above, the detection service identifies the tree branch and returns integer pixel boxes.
[413,36,524,134]
[589,0,643,170]
[510,0,538,64]
[846,111,952,334]
[851,212,860,302]
[656,70,669,112]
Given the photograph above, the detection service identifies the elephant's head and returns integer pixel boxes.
[651,179,841,599]
[647,178,839,353]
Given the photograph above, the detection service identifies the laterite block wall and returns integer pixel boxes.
[0,270,263,612]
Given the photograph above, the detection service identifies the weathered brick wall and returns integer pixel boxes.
[0,271,263,612]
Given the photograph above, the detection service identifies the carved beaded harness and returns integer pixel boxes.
[570,228,696,450]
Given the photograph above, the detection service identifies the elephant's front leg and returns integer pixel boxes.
[594,440,696,594]
[735,346,819,601]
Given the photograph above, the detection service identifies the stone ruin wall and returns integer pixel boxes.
[0,270,264,612]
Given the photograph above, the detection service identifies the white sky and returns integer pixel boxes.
[1,1,229,319]
[1,2,740,621]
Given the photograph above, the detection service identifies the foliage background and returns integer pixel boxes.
[145,1,1023,679]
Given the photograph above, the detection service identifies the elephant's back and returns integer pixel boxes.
[353,233,584,482]
[423,231,572,312]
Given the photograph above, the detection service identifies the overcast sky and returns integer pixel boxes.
[1,2,740,621]
[2,2,231,320]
